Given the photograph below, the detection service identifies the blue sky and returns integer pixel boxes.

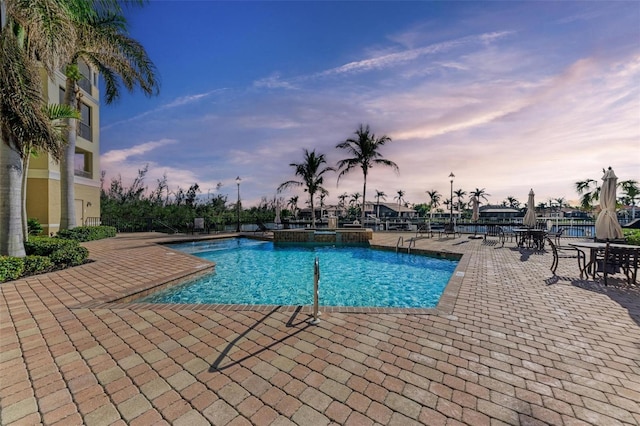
[100,1,640,208]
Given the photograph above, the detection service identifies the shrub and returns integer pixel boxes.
[28,218,43,236]
[0,256,25,283]
[25,237,77,257]
[49,246,89,267]
[56,226,117,242]
[623,229,640,246]
[23,255,54,275]
[25,237,89,268]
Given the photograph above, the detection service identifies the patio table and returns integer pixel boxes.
[569,241,640,284]
[513,228,547,250]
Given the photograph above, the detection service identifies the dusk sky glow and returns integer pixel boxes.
[100,1,639,208]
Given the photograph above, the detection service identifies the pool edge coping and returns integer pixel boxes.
[73,236,470,316]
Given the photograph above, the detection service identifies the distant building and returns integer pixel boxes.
[479,206,522,219]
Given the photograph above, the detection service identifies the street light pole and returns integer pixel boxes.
[236,176,241,232]
[449,172,455,228]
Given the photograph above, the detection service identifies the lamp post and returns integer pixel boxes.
[235,176,241,232]
[449,172,455,228]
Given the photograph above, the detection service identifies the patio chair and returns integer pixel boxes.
[547,228,564,246]
[601,243,639,286]
[546,237,585,276]
[484,225,505,247]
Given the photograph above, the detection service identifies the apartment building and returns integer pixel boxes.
[27,61,101,235]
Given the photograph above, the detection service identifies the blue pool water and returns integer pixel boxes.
[141,238,458,308]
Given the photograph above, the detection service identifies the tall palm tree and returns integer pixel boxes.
[470,188,490,204]
[426,189,441,220]
[505,196,519,209]
[394,190,405,218]
[349,192,361,219]
[318,189,328,220]
[278,149,334,228]
[338,192,348,217]
[620,180,639,219]
[336,124,399,224]
[22,105,80,239]
[60,6,159,229]
[454,189,466,219]
[575,178,600,211]
[374,189,386,219]
[1,0,77,256]
[287,195,299,219]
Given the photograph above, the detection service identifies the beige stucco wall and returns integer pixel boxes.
[27,65,101,236]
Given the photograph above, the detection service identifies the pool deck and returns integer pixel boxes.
[1,232,638,425]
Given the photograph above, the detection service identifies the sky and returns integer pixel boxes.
[99,1,640,209]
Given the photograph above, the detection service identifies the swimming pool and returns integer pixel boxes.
[141,238,458,308]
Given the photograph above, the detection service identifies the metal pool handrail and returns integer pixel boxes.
[310,257,321,325]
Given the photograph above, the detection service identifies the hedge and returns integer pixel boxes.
[56,226,116,242]
[23,255,54,275]
[0,256,24,283]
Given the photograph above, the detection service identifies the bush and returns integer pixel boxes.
[56,226,117,242]
[623,229,640,246]
[0,256,25,283]
[49,246,89,267]
[23,255,54,275]
[28,218,43,236]
[25,236,89,268]
[25,237,77,257]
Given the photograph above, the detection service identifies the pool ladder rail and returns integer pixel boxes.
[396,236,416,253]
[309,257,321,325]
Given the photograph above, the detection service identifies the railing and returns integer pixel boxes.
[396,236,416,253]
[74,169,92,179]
[154,220,182,235]
[309,257,320,325]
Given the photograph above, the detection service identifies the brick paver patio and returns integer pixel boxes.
[1,232,639,425]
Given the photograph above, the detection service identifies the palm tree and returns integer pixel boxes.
[454,189,466,219]
[336,124,399,224]
[349,192,361,219]
[318,189,328,220]
[338,192,348,217]
[470,188,490,204]
[575,178,600,211]
[620,180,639,219]
[374,190,386,219]
[394,190,405,218]
[22,105,80,240]
[425,189,441,220]
[278,149,334,228]
[288,196,299,219]
[1,0,77,256]
[59,6,159,229]
[505,196,520,209]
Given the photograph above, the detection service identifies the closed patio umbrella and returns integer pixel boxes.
[523,189,537,228]
[470,195,482,238]
[595,167,623,241]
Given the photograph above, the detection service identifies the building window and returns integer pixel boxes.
[79,103,92,141]
[77,60,92,94]
[59,88,93,142]
[74,150,92,179]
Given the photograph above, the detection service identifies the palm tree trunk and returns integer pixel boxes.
[310,196,316,228]
[0,136,26,257]
[21,152,30,241]
[361,177,367,224]
[60,77,77,230]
